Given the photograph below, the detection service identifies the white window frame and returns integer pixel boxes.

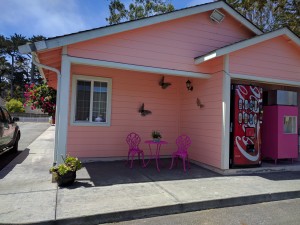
[283,116,297,134]
[71,74,112,126]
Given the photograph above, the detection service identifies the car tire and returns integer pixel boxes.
[12,133,20,153]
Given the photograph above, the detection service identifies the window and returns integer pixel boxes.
[72,75,112,126]
[283,116,297,134]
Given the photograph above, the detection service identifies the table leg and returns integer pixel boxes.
[156,144,161,172]
[145,144,153,167]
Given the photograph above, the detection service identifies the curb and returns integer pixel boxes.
[5,190,300,225]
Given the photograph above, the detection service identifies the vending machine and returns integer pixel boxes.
[230,84,263,167]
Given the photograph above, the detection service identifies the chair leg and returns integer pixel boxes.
[141,152,146,167]
[169,155,175,169]
[182,157,186,172]
[138,153,141,165]
[130,154,135,168]
[187,155,191,169]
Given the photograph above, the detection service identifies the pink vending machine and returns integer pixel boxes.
[230,85,263,167]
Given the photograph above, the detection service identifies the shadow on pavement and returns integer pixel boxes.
[0,148,30,179]
[79,159,221,187]
[253,172,300,181]
[75,158,300,188]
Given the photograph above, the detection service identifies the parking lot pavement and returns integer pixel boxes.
[0,122,50,171]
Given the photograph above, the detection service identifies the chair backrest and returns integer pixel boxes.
[126,132,141,149]
[176,135,191,152]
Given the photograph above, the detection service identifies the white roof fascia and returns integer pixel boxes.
[195,28,300,65]
[18,43,35,54]
[34,41,48,51]
[19,1,262,53]
[32,52,47,81]
[68,56,211,79]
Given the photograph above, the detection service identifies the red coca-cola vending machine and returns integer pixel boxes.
[230,84,263,167]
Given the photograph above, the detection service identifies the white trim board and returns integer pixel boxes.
[221,54,230,170]
[195,27,300,64]
[231,73,300,87]
[68,56,211,79]
[18,1,262,54]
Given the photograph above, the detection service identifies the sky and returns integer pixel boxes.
[0,0,213,39]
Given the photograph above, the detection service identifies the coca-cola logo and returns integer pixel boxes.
[235,136,259,161]
[237,85,261,100]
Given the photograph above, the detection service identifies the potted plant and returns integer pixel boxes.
[152,130,162,142]
[50,155,82,187]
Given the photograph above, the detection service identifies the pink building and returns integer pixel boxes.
[19,1,300,171]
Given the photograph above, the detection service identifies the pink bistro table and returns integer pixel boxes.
[144,140,168,172]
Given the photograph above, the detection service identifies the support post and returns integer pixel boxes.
[221,54,231,170]
[56,47,70,164]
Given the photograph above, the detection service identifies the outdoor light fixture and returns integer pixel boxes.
[210,9,225,23]
[204,52,217,61]
[186,80,193,91]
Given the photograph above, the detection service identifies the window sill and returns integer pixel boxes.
[71,121,111,127]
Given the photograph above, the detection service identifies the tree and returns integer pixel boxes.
[0,34,28,98]
[0,56,11,99]
[28,35,46,83]
[273,0,300,35]
[106,0,174,25]
[0,34,45,101]
[226,0,300,35]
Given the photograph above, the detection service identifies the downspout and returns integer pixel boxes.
[31,52,61,165]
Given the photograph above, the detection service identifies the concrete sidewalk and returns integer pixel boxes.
[1,126,300,225]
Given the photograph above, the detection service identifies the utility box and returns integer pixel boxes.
[262,105,298,163]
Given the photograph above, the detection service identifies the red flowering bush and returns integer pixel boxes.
[24,83,56,116]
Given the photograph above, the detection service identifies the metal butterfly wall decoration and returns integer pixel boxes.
[159,76,171,89]
[196,98,204,108]
[138,103,152,116]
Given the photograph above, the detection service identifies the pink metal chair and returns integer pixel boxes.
[126,132,146,168]
[169,135,192,172]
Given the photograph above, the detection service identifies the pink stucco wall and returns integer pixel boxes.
[67,63,225,169]
[230,36,300,81]
[68,65,182,158]
[180,60,224,168]
[68,10,253,74]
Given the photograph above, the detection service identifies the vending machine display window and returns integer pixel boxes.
[283,116,297,134]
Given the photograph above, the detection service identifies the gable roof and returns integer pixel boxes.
[194,27,300,64]
[19,0,262,54]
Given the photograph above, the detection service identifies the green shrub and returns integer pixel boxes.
[6,99,25,113]
[50,155,82,176]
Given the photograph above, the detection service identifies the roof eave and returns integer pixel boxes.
[19,1,262,54]
[194,27,300,65]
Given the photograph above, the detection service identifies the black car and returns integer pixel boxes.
[0,106,21,155]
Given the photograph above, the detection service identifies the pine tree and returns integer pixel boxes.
[226,0,300,35]
[106,0,174,25]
